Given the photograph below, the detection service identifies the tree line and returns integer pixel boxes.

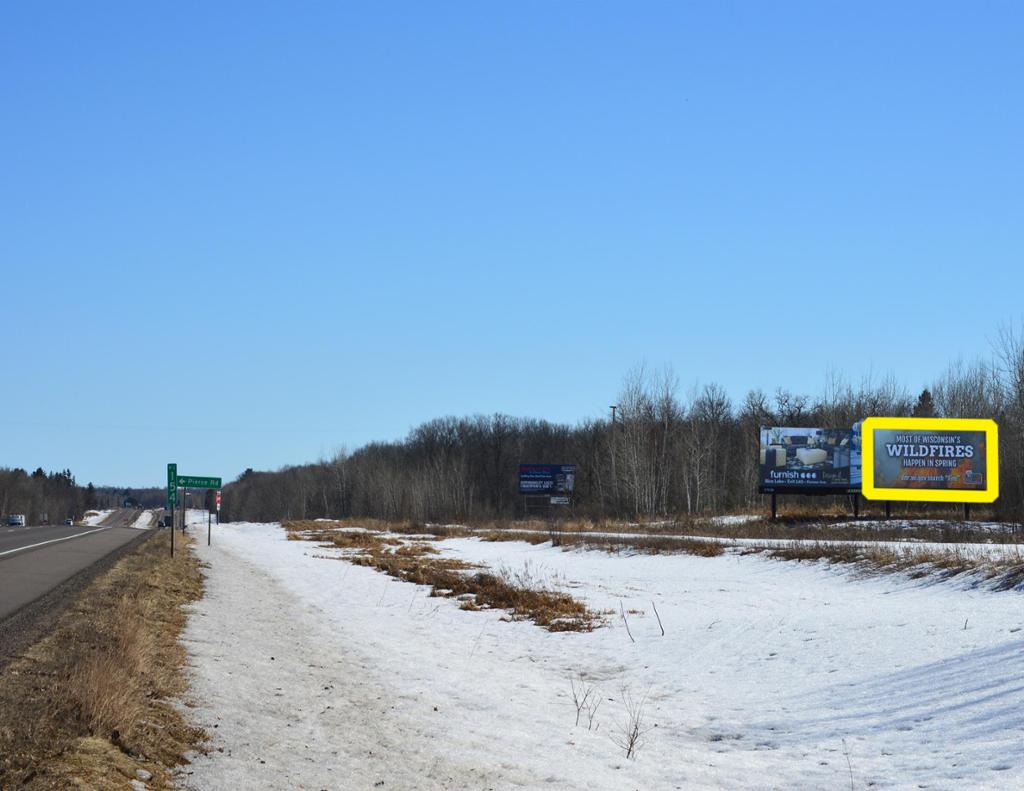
[0,467,164,524]
[222,327,1024,524]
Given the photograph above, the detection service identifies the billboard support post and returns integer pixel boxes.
[964,503,970,521]
[885,502,892,520]
[853,496,859,519]
[770,494,777,521]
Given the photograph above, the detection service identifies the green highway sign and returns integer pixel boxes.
[177,475,222,489]
[167,463,177,505]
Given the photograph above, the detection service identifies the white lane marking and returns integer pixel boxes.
[0,526,115,558]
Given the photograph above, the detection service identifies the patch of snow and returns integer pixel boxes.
[131,510,155,529]
[708,514,763,526]
[81,509,113,526]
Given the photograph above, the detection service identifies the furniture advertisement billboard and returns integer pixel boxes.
[758,426,861,494]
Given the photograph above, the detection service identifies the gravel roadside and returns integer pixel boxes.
[176,528,534,790]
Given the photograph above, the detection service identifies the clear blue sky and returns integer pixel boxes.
[2,2,1021,487]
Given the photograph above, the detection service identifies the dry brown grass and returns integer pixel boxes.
[465,515,702,536]
[766,540,1024,589]
[298,513,1022,549]
[0,530,205,790]
[546,532,725,557]
[461,525,724,557]
[285,520,600,631]
[673,516,1021,546]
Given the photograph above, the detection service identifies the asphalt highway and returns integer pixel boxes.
[0,509,152,621]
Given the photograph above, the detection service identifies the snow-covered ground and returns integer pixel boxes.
[178,514,1024,790]
[131,510,155,529]
[437,524,1024,568]
[828,518,1020,535]
[81,509,113,526]
[708,514,763,526]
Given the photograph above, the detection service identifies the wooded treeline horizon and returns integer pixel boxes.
[0,468,164,524]
[222,326,1024,524]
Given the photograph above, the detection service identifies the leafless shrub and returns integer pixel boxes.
[585,691,602,731]
[611,687,652,759]
[570,673,598,728]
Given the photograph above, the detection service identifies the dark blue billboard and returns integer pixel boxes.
[519,464,576,495]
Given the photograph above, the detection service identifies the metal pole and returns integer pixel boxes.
[963,503,970,522]
[885,501,892,520]
[182,488,187,533]
[170,500,175,557]
[771,493,777,521]
[208,508,211,546]
[853,495,859,519]
[609,405,618,514]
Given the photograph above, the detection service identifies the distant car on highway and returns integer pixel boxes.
[64,518,75,525]
[7,514,26,527]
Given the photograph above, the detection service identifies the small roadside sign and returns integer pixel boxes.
[215,490,222,511]
[177,475,222,489]
[167,463,177,505]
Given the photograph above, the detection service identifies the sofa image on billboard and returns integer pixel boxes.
[760,446,786,467]
[796,447,828,466]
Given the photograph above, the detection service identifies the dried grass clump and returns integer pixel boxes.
[768,540,1024,590]
[475,528,725,558]
[477,529,550,546]
[451,569,596,631]
[287,521,601,631]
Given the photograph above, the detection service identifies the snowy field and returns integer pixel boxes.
[177,514,1024,790]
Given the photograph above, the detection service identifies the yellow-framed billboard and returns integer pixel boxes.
[861,417,999,503]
